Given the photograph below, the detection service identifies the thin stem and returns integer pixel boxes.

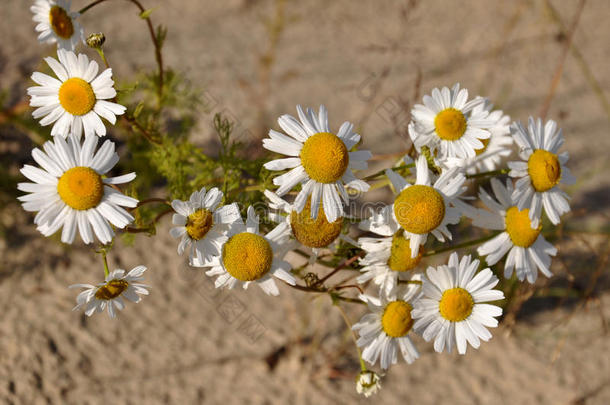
[314,251,365,287]
[424,232,500,257]
[466,168,510,179]
[135,197,170,208]
[101,249,110,278]
[96,48,110,69]
[363,163,414,181]
[335,304,367,372]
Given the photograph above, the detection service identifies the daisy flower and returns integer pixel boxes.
[264,190,346,262]
[262,105,372,223]
[412,253,504,355]
[359,154,466,258]
[357,231,423,296]
[473,179,557,283]
[28,49,126,139]
[442,98,514,174]
[352,286,421,370]
[18,134,138,244]
[70,265,150,318]
[31,0,84,51]
[508,117,575,227]
[170,187,241,266]
[356,370,382,398]
[204,207,296,296]
[409,83,491,159]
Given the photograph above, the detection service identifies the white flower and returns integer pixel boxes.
[204,207,296,296]
[409,83,491,160]
[352,286,421,370]
[442,98,514,174]
[70,265,150,318]
[359,154,466,258]
[17,134,138,244]
[31,0,84,51]
[508,117,575,227]
[28,49,126,139]
[412,253,504,355]
[472,179,557,283]
[170,187,241,266]
[356,370,382,398]
[262,105,371,223]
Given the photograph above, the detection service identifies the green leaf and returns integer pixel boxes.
[139,8,154,19]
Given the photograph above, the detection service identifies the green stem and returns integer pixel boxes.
[363,163,415,181]
[466,168,510,179]
[423,232,500,257]
[335,304,367,372]
[101,250,110,278]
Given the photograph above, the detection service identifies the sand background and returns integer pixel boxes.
[1,0,609,404]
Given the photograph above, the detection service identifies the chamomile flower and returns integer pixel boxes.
[473,179,557,283]
[204,207,296,296]
[357,232,423,296]
[264,190,346,262]
[359,154,466,258]
[352,287,421,370]
[70,265,150,318]
[443,99,514,174]
[17,134,138,244]
[508,117,575,227]
[31,0,84,51]
[412,253,504,355]
[262,105,371,223]
[170,187,241,266]
[28,49,126,139]
[409,83,491,159]
[356,370,382,398]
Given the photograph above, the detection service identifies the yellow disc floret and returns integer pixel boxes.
[57,166,104,210]
[474,138,491,156]
[49,6,74,39]
[387,232,423,272]
[186,209,214,241]
[505,206,541,248]
[527,149,561,192]
[58,78,96,116]
[393,185,445,234]
[434,108,467,141]
[290,199,343,248]
[439,287,474,322]
[300,132,349,183]
[381,300,414,338]
[95,279,129,300]
[222,232,273,281]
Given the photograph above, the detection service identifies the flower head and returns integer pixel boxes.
[31,0,84,51]
[356,370,382,398]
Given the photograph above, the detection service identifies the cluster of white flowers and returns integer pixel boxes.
[19,1,575,397]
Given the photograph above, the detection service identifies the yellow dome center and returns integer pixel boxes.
[186,209,214,241]
[290,198,343,248]
[381,300,414,338]
[439,287,474,322]
[58,78,96,116]
[300,132,349,183]
[505,206,541,248]
[222,232,273,281]
[49,6,74,39]
[393,185,445,234]
[434,108,467,141]
[95,279,129,300]
[387,232,423,272]
[57,166,104,210]
[527,149,561,192]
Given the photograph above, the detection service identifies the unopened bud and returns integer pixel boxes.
[86,33,106,49]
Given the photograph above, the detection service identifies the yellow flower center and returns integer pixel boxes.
[58,78,96,116]
[222,232,274,282]
[434,108,467,141]
[527,149,561,192]
[381,300,414,338]
[300,132,349,183]
[474,138,491,156]
[393,185,445,234]
[387,232,423,272]
[290,199,343,248]
[504,206,541,248]
[57,166,104,210]
[95,279,129,300]
[186,209,214,241]
[49,6,74,39]
[439,287,474,322]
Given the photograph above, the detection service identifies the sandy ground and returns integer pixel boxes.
[1,0,609,404]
